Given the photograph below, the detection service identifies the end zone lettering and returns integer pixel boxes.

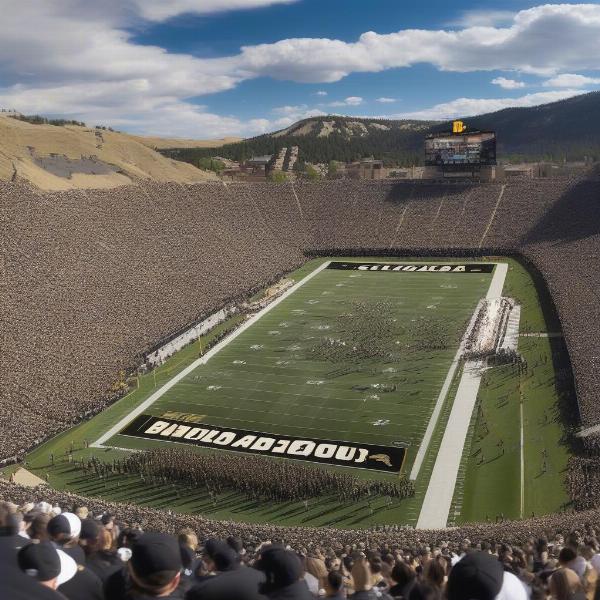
[119,415,406,474]
[327,262,494,273]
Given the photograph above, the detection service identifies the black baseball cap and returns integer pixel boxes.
[447,552,504,600]
[204,539,238,571]
[130,533,182,578]
[255,545,303,588]
[79,518,100,541]
[47,512,81,539]
[18,541,77,585]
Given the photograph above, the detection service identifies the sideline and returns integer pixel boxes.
[91,260,331,448]
[415,263,508,528]
[416,360,483,528]
[409,263,508,481]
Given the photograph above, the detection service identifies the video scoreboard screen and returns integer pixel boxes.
[425,131,496,167]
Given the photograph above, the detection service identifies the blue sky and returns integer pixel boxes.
[1,1,600,138]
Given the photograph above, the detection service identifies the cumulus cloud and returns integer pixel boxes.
[131,0,298,21]
[328,96,363,107]
[543,73,600,87]
[491,77,526,90]
[314,90,328,96]
[396,89,587,120]
[2,3,600,136]
[450,9,516,28]
[376,97,397,103]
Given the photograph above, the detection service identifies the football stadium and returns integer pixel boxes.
[3,2,600,599]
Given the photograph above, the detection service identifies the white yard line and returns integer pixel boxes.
[414,263,508,527]
[91,260,331,448]
[409,263,508,480]
[416,360,484,528]
[520,398,525,518]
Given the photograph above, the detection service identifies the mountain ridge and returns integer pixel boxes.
[164,91,600,167]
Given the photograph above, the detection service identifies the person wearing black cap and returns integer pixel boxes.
[254,545,313,600]
[104,532,185,600]
[17,540,78,598]
[447,551,527,600]
[46,512,104,600]
[447,552,504,600]
[186,538,265,599]
[2,559,68,600]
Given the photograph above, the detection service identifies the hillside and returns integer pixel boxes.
[165,92,600,167]
[0,114,218,190]
[165,116,436,167]
[131,134,243,150]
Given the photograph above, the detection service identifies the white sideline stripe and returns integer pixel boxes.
[409,262,507,481]
[478,184,506,249]
[91,260,332,448]
[486,263,508,300]
[416,360,483,529]
[416,263,508,527]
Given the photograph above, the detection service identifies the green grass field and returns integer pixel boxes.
[5,256,574,528]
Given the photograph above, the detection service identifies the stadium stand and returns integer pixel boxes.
[3,169,600,597]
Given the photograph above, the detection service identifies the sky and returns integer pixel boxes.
[1,1,600,138]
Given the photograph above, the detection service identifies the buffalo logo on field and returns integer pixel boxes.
[368,453,393,467]
[120,414,406,474]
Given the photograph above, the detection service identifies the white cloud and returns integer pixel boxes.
[315,90,328,96]
[328,96,363,107]
[543,73,600,87]
[396,89,588,121]
[451,10,516,28]
[376,97,397,103]
[491,77,526,90]
[2,3,600,137]
[131,0,298,21]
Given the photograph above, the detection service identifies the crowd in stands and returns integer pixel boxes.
[6,492,600,599]
[3,170,600,557]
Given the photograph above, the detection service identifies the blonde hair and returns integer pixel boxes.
[178,528,198,551]
[306,557,328,588]
[351,557,373,592]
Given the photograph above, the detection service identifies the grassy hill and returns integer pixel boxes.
[164,92,600,167]
[0,114,218,190]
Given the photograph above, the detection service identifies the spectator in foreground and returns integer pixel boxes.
[17,540,78,597]
[255,545,313,599]
[105,532,183,600]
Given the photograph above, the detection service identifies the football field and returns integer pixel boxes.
[10,256,574,528]
[102,260,494,477]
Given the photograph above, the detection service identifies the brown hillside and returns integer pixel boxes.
[0,114,218,190]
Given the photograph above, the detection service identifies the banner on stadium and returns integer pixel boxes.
[120,414,406,473]
[327,262,494,273]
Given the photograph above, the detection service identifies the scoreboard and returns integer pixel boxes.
[425,128,496,167]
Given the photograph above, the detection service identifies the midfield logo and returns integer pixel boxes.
[120,414,406,473]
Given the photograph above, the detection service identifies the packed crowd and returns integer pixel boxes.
[5,491,600,599]
[3,169,600,540]
[84,449,414,503]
